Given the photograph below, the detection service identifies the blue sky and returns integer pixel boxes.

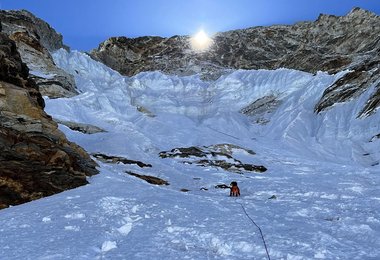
[1,0,380,51]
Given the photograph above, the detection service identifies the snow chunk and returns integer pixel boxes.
[117,223,133,235]
[101,241,117,252]
[42,217,51,222]
[314,250,327,258]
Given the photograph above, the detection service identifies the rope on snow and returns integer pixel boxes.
[237,202,271,260]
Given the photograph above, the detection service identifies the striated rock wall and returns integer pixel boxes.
[315,57,380,117]
[91,8,380,117]
[0,9,67,51]
[0,33,98,209]
[0,10,77,98]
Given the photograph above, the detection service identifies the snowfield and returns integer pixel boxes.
[1,49,380,259]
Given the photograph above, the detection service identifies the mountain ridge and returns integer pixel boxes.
[90,7,380,117]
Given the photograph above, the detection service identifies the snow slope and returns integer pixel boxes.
[1,49,379,259]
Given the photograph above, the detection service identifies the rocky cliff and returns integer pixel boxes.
[0,32,98,209]
[0,10,77,98]
[91,8,380,117]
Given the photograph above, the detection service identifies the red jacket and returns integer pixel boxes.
[230,186,240,196]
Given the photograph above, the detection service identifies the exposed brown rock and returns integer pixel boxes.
[126,171,169,186]
[0,10,77,98]
[0,33,98,209]
[0,9,67,51]
[10,31,45,53]
[92,153,152,168]
[315,57,380,115]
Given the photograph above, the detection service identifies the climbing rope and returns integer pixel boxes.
[237,202,271,260]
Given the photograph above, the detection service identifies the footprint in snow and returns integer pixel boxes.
[64,226,80,231]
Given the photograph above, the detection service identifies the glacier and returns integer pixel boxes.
[0,49,379,259]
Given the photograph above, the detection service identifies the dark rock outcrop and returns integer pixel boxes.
[92,153,152,168]
[370,133,380,142]
[160,146,209,159]
[126,171,169,185]
[0,33,98,209]
[359,80,380,118]
[315,57,380,116]
[0,10,77,98]
[240,95,281,124]
[195,159,267,173]
[159,144,266,174]
[215,184,230,189]
[91,8,380,117]
[159,144,255,159]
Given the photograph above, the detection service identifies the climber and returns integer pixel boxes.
[230,181,240,196]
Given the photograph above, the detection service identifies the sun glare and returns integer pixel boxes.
[190,29,213,51]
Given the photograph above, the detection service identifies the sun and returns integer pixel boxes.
[190,29,213,51]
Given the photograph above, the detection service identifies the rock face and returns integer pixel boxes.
[159,144,267,174]
[126,171,169,186]
[92,153,152,168]
[0,10,77,98]
[314,56,380,117]
[0,10,66,51]
[91,8,380,117]
[240,95,281,124]
[0,33,98,209]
